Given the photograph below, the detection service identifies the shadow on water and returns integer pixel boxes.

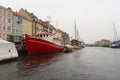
[0,59,18,65]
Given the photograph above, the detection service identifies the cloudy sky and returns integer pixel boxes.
[1,0,120,43]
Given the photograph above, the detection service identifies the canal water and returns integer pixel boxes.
[0,47,120,80]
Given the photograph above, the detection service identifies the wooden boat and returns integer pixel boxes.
[25,32,64,54]
[63,44,73,53]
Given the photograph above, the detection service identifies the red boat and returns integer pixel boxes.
[25,32,64,54]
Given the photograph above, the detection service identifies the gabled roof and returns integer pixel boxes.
[0,5,12,12]
[20,8,39,21]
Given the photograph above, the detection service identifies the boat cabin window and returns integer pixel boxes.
[40,35,42,37]
[35,34,50,38]
[44,34,45,37]
[35,35,38,37]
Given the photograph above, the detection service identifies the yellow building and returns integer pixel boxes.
[22,18,32,36]
[19,8,43,35]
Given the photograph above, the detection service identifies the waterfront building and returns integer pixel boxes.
[12,12,23,42]
[36,21,43,34]
[18,8,70,44]
[42,21,54,33]
[22,16,32,37]
[19,8,43,35]
[0,5,12,41]
[62,32,70,45]
[53,29,70,46]
[101,39,111,47]
[13,12,32,39]
[95,39,111,47]
[53,29,63,40]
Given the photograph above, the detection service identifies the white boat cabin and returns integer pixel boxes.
[35,32,63,46]
[35,32,53,42]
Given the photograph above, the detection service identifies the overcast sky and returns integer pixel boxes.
[1,0,120,43]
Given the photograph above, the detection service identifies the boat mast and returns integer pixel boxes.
[77,28,78,40]
[74,21,79,40]
[74,21,77,39]
[113,22,118,41]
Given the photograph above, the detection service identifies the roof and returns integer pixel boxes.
[13,12,32,21]
[0,5,12,12]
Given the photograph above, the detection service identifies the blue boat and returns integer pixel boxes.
[111,22,120,48]
[111,40,120,48]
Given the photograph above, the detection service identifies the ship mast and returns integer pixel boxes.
[74,21,77,39]
[74,21,79,40]
[113,22,118,41]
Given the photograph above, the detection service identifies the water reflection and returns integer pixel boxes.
[24,53,62,70]
[1,47,120,80]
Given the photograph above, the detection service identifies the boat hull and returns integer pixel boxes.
[0,41,18,61]
[25,34,64,54]
[111,46,120,48]
[111,41,120,48]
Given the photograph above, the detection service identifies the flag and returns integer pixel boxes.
[17,17,22,24]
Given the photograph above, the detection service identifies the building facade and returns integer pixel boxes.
[19,8,43,35]
[12,12,32,41]
[12,12,23,42]
[0,5,12,41]
[22,17,32,36]
[95,39,111,47]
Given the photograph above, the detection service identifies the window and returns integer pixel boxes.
[0,33,1,38]
[16,29,18,33]
[40,35,42,37]
[0,16,2,21]
[3,11,6,15]
[7,26,11,30]
[0,9,2,13]
[3,17,6,22]
[0,24,2,30]
[13,29,15,32]
[8,18,11,23]
[3,25,5,30]
[2,33,5,40]
[8,13,11,17]
[7,34,11,41]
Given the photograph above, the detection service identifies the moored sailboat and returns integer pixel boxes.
[71,21,81,49]
[111,22,120,48]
